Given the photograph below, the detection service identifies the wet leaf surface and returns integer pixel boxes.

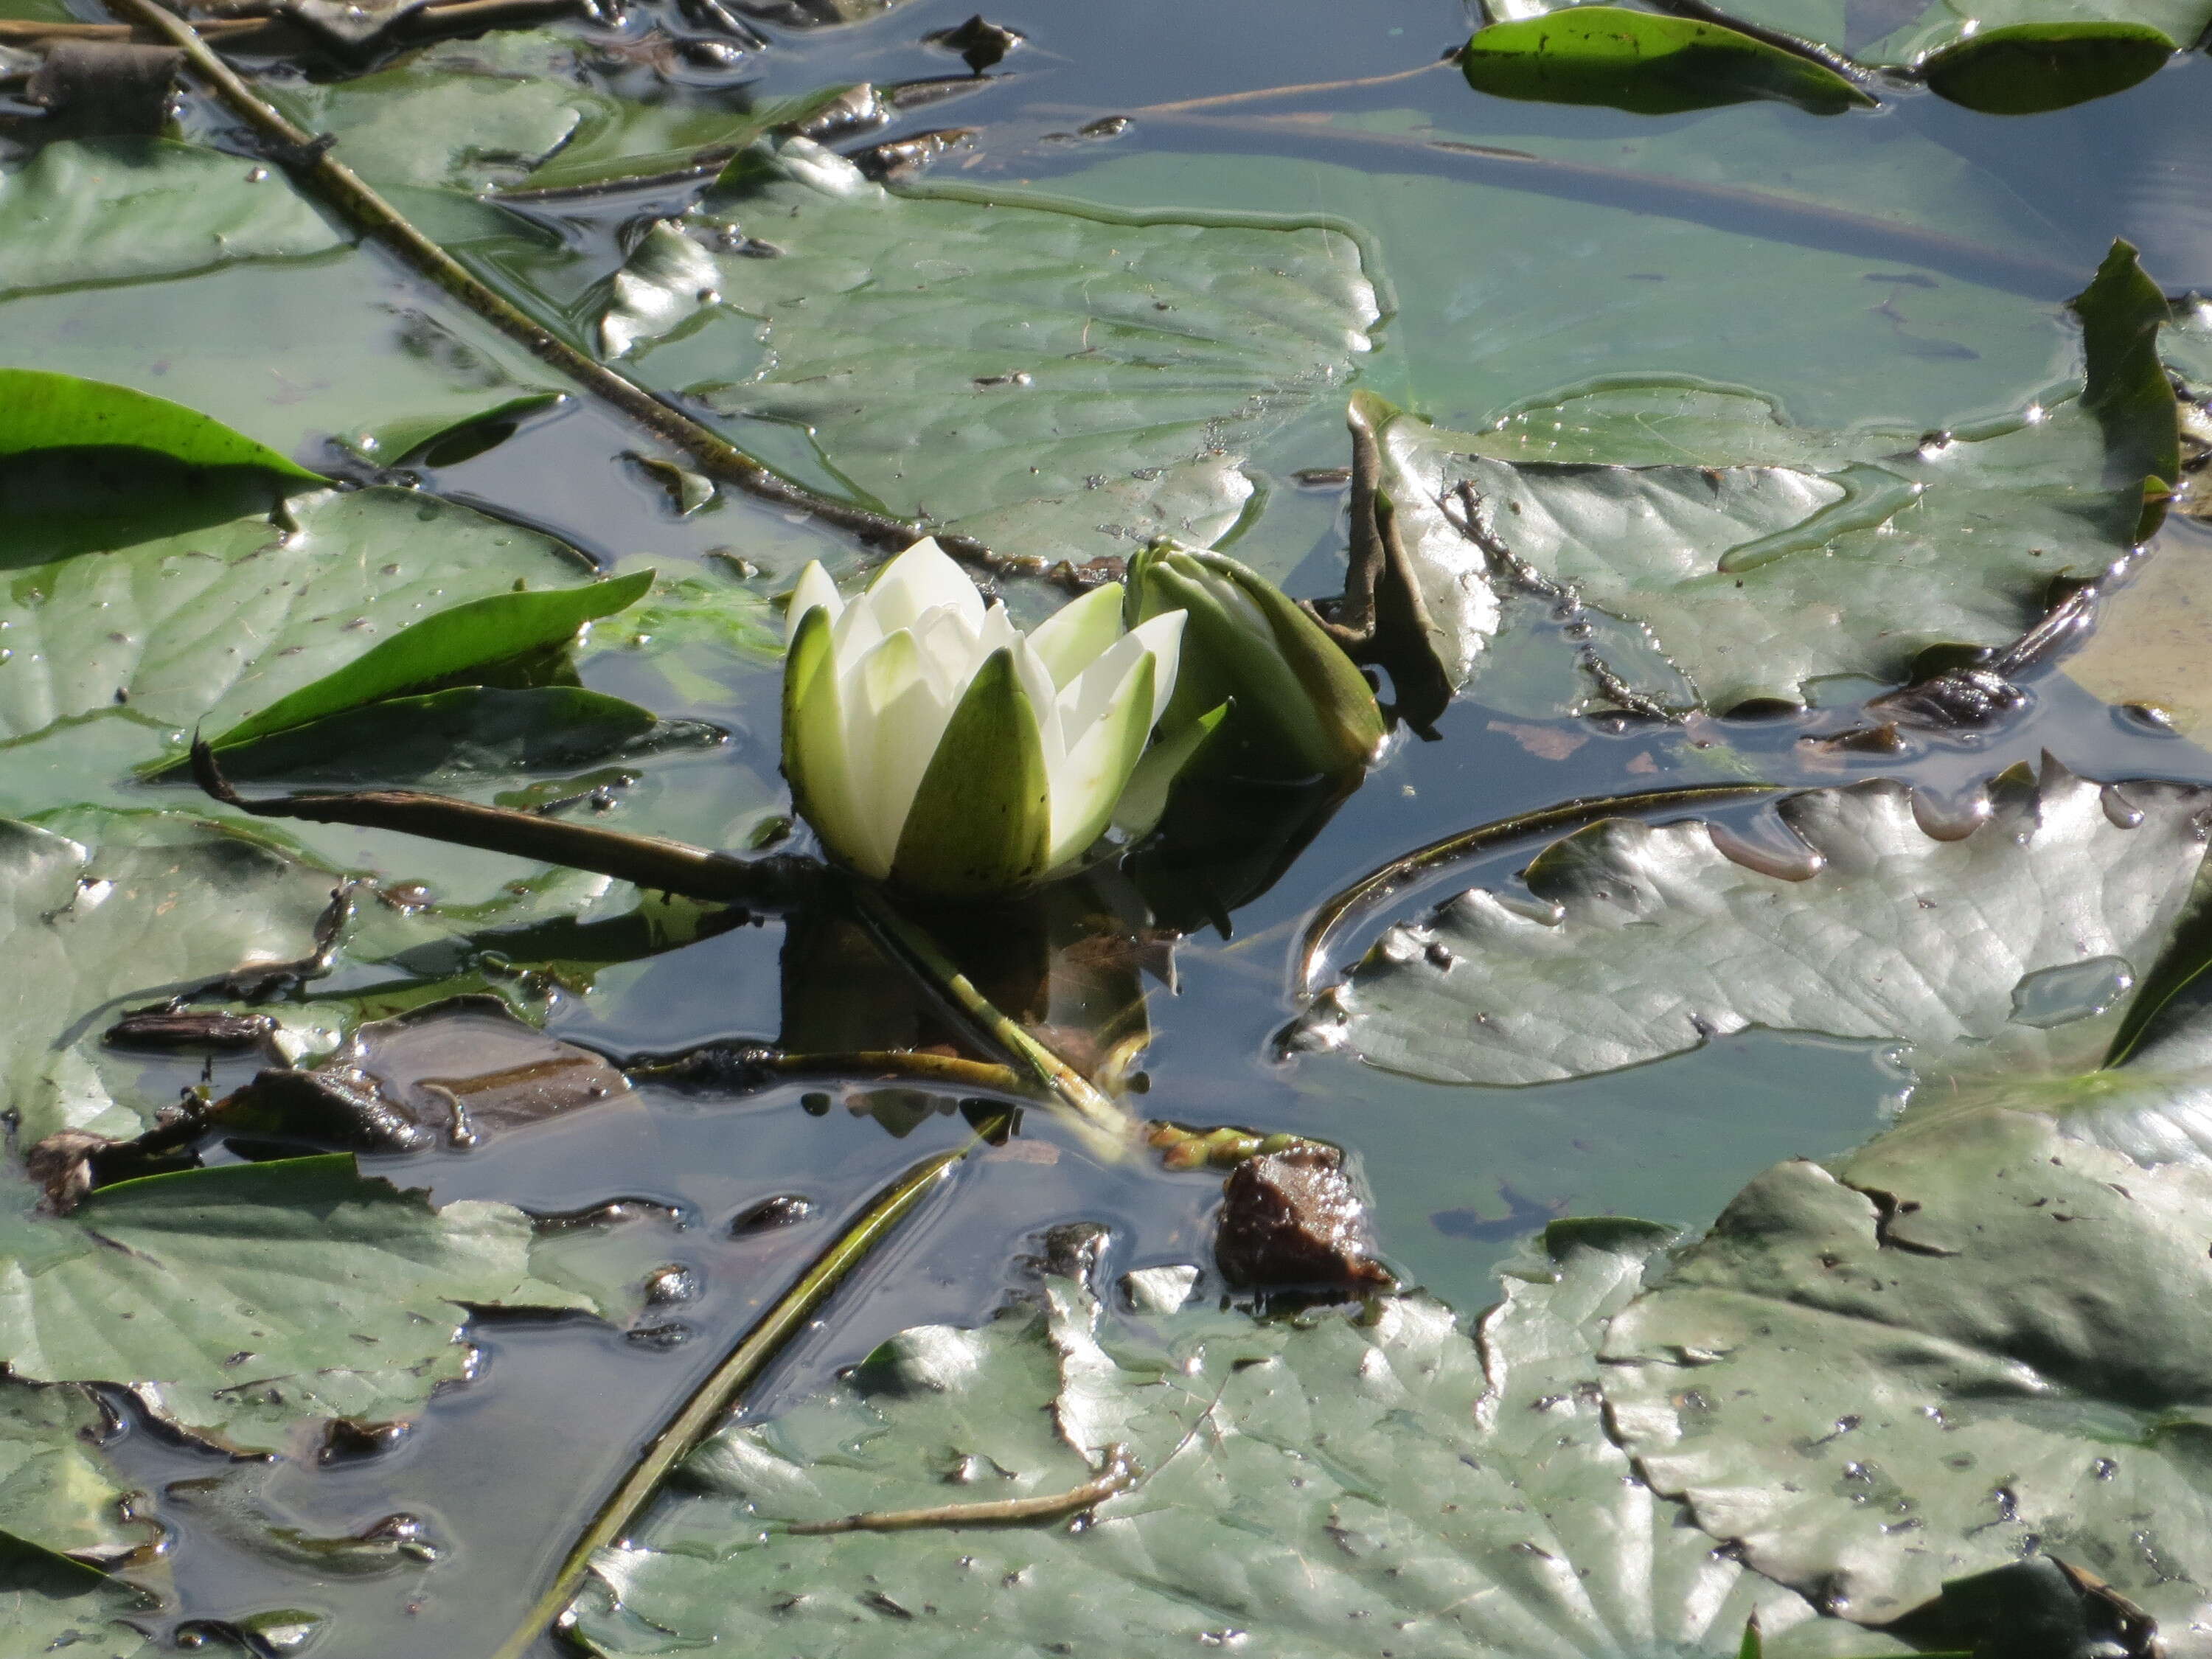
[1600,1107,2212,1643]
[588,136,1379,560]
[0,1152,592,1453]
[0,1382,144,1559]
[0,1531,154,1659]
[567,1232,1893,1658]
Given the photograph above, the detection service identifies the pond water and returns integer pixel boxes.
[10,0,2212,1652]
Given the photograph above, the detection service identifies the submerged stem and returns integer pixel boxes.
[102,0,1022,571]
[491,1144,972,1659]
[851,886,1141,1158]
[1296,782,1783,995]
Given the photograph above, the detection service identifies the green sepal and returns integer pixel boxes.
[889,647,1052,900]
[782,602,864,872]
[206,568,655,750]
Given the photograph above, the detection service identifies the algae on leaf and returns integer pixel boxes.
[564,1234,1885,1658]
[594,137,1378,561]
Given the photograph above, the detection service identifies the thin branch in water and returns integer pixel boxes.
[490,1143,976,1659]
[100,0,1061,587]
[1127,58,1453,116]
[191,738,821,911]
[1295,782,1783,995]
[632,1043,1032,1099]
[785,1443,1138,1533]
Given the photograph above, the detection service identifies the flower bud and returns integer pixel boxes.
[1127,541,1385,781]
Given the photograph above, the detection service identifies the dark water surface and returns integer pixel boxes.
[55,0,2212,1650]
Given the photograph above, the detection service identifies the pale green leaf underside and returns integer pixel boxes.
[597,139,1379,562]
[566,1242,1882,1658]
[1602,1107,2212,1642]
[1295,763,2209,1101]
[0,487,596,744]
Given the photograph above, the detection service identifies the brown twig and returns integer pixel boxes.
[785,1444,1139,1533]
[191,738,821,911]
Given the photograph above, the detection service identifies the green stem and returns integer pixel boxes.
[851,886,1140,1157]
[491,1145,970,1659]
[1297,782,1784,994]
[104,0,1028,575]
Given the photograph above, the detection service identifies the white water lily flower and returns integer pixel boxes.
[781,539,1198,899]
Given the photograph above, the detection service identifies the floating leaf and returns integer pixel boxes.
[1293,762,2207,1096]
[0,1382,145,1559]
[0,1153,591,1453]
[200,686,712,784]
[1461,7,1873,116]
[0,486,598,745]
[0,1531,153,1659]
[0,813,339,1143]
[0,370,320,479]
[586,137,1378,560]
[0,138,342,300]
[1350,240,2174,711]
[204,568,653,751]
[1601,1107,2212,1637]
[1918,21,2178,114]
[568,1235,1882,1658]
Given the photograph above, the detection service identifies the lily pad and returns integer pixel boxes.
[1918,21,2180,114]
[0,138,342,301]
[594,137,1378,561]
[0,1381,143,1560]
[1352,241,2174,711]
[0,813,341,1144]
[568,1234,1873,1658]
[0,1152,591,1453]
[0,1533,153,1659]
[1461,7,1873,116]
[1291,760,2209,1099]
[0,486,598,745]
[1600,1106,2212,1641]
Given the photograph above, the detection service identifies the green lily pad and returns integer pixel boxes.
[1600,1106,2212,1635]
[567,1235,1885,1658]
[1461,7,1874,116]
[0,138,342,302]
[0,1381,145,1560]
[1292,760,2208,1102]
[0,813,341,1144]
[0,486,597,745]
[588,137,1378,561]
[1352,241,2174,712]
[0,1531,153,1659]
[0,370,321,480]
[0,1152,591,1453]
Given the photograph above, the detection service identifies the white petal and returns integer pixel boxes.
[1010,635,1065,769]
[783,562,843,649]
[864,538,983,636]
[1125,609,1186,728]
[1046,655,1154,869]
[849,629,959,871]
[1025,583,1126,687]
[830,599,883,663]
[911,604,987,701]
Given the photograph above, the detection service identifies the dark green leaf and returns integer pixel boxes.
[2070,240,2181,538]
[1919,21,2175,114]
[1460,7,1873,116]
[204,568,653,750]
[0,369,321,479]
